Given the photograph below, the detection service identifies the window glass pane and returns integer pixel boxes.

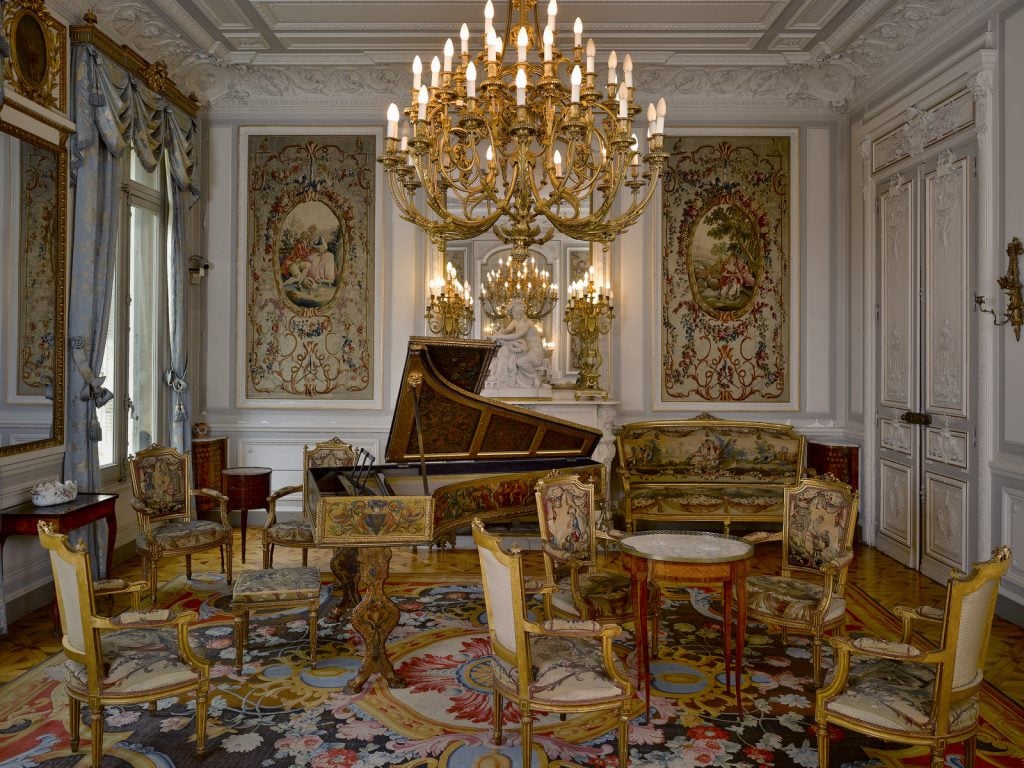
[128,206,162,456]
[130,151,160,189]
[97,273,118,468]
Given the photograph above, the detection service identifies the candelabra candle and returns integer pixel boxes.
[426,260,475,338]
[380,0,668,322]
[564,272,614,399]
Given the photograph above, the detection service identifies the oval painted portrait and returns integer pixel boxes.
[13,11,48,88]
[686,200,764,318]
[277,200,344,310]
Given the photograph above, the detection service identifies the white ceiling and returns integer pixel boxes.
[99,0,881,65]
[55,0,996,111]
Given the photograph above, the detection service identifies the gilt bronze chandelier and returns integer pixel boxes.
[380,0,668,318]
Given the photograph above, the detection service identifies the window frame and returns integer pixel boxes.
[97,150,170,485]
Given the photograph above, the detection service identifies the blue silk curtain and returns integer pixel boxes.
[64,42,200,574]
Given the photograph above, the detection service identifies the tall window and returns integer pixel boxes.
[98,150,168,481]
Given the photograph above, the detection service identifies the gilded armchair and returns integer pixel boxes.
[127,444,233,603]
[743,475,860,686]
[816,546,1011,768]
[534,471,632,624]
[473,519,634,767]
[39,521,211,767]
[262,437,359,568]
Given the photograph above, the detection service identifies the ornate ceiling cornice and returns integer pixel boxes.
[50,0,1001,116]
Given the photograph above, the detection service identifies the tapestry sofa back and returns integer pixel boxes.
[615,414,806,534]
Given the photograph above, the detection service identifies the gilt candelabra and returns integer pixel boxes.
[564,266,613,399]
[426,261,475,338]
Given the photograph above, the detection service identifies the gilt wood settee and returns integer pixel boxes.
[615,414,806,534]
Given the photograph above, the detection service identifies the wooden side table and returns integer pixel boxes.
[807,441,860,492]
[192,436,228,514]
[619,531,753,717]
[222,467,271,564]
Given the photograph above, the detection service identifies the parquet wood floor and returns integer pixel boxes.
[2,530,1022,708]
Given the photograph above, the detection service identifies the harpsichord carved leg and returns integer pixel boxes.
[343,546,404,693]
[328,546,360,619]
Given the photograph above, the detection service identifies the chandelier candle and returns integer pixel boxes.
[379,0,667,319]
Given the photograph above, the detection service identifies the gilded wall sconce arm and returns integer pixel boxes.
[975,236,1024,342]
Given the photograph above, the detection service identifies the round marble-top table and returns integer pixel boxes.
[619,531,754,716]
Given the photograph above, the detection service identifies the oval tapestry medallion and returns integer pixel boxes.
[277,200,344,310]
[686,200,764,319]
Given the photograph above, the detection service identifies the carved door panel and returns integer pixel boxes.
[875,151,976,579]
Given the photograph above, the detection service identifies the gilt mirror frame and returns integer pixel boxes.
[0,114,67,457]
[2,0,66,113]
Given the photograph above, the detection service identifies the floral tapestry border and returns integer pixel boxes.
[239,129,381,406]
[659,129,799,409]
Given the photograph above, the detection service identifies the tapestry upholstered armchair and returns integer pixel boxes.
[39,521,211,767]
[262,437,360,568]
[815,546,1011,768]
[743,474,860,686]
[473,519,634,767]
[534,471,632,625]
[127,444,233,603]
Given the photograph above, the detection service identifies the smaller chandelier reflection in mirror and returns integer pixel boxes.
[426,260,475,338]
[565,265,613,399]
[480,253,557,321]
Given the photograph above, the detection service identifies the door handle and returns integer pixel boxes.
[900,410,932,426]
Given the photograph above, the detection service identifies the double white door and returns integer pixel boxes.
[875,148,976,582]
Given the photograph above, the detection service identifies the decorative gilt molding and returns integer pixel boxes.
[69,14,199,117]
[2,0,66,113]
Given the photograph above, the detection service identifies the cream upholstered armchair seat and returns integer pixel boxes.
[816,546,1011,768]
[534,472,632,624]
[473,519,634,768]
[263,437,359,568]
[39,521,211,767]
[128,444,233,603]
[743,474,859,686]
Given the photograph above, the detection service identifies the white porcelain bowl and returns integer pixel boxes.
[31,480,78,507]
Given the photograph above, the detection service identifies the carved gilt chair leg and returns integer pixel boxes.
[520,703,533,768]
[491,690,504,744]
[68,696,81,751]
[89,697,104,768]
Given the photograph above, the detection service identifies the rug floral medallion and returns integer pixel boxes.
[243,132,377,402]
[661,132,796,407]
[1,574,1021,768]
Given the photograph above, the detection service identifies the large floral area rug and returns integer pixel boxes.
[1,570,1022,768]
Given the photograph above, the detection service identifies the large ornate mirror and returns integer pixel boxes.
[0,118,66,456]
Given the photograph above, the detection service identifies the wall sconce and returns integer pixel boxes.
[975,236,1023,341]
[189,255,211,284]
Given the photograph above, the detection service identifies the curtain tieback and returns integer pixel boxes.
[69,338,113,441]
[164,369,189,421]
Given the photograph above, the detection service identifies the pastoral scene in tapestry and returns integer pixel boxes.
[661,134,793,405]
[245,134,376,401]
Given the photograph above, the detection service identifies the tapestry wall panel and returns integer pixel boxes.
[17,140,59,397]
[243,132,378,403]
[660,131,797,407]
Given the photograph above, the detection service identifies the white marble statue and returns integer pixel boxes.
[484,298,549,393]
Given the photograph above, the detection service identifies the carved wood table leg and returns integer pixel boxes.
[328,546,361,620]
[343,546,404,693]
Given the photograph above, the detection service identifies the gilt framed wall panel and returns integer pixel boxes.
[238,128,382,408]
[658,128,799,409]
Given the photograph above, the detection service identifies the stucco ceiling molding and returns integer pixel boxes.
[828,0,996,104]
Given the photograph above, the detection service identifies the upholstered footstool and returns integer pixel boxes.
[232,567,321,671]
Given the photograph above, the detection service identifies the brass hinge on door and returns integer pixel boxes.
[900,410,931,425]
